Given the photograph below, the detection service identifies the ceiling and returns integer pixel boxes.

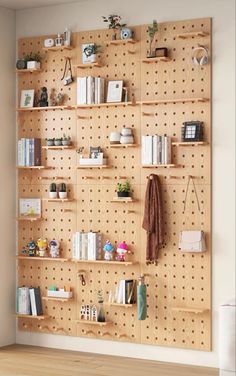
[0,0,85,10]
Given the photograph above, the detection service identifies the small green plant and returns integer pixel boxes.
[62,134,71,141]
[96,289,104,303]
[83,43,101,56]
[148,20,158,57]
[117,180,130,193]
[24,52,41,62]
[59,183,67,192]
[102,15,126,30]
[46,137,54,142]
[55,137,62,141]
[50,183,57,192]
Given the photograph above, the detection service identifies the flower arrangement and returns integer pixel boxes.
[102,14,126,30]
[147,20,158,57]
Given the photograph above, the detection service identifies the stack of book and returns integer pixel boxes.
[16,287,43,316]
[72,232,102,260]
[115,279,135,304]
[17,138,41,166]
[142,135,172,165]
[77,76,105,105]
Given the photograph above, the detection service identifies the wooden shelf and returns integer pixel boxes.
[141,98,209,105]
[42,198,74,202]
[108,39,137,45]
[172,307,209,314]
[106,303,135,308]
[74,320,113,326]
[43,45,74,52]
[16,314,49,320]
[176,31,209,39]
[42,145,74,150]
[77,165,111,169]
[76,101,136,109]
[110,198,136,203]
[142,57,172,63]
[16,166,51,170]
[16,68,43,73]
[71,259,136,266]
[108,144,138,148]
[17,256,69,262]
[172,141,208,146]
[42,297,73,302]
[16,216,43,222]
[142,164,177,168]
[75,62,103,69]
[16,105,75,112]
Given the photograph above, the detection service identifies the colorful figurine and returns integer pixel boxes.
[49,239,60,258]
[116,241,129,262]
[37,238,47,257]
[27,240,37,257]
[103,240,114,261]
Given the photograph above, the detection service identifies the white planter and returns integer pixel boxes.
[59,192,67,199]
[49,192,57,199]
[27,61,41,70]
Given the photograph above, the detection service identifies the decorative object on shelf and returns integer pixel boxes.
[102,14,126,40]
[123,87,128,102]
[20,89,35,108]
[38,87,48,107]
[44,38,54,48]
[55,34,63,47]
[79,149,107,166]
[179,230,206,253]
[19,198,41,217]
[142,135,172,165]
[54,138,62,146]
[37,238,47,257]
[155,47,168,58]
[46,138,55,146]
[49,183,57,199]
[97,290,105,322]
[142,174,164,264]
[78,270,86,286]
[120,127,134,144]
[50,89,65,106]
[109,131,121,144]
[181,121,204,142]
[47,286,73,298]
[77,76,105,105]
[116,241,129,262]
[59,183,67,199]
[137,275,147,320]
[18,138,41,167]
[24,52,41,70]
[120,27,133,40]
[192,45,209,66]
[27,240,38,257]
[63,27,71,46]
[16,58,27,70]
[61,57,73,86]
[103,240,115,261]
[91,305,98,321]
[107,80,123,103]
[49,239,60,258]
[147,20,158,58]
[62,134,71,146]
[117,180,130,198]
[82,43,101,64]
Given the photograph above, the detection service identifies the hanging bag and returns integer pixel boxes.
[61,57,73,86]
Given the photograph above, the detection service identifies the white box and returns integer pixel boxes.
[27,61,41,70]
[47,291,73,298]
[79,156,107,166]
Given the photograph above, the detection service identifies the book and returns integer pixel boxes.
[77,77,87,105]
[97,77,105,104]
[81,233,88,260]
[125,280,135,304]
[18,140,23,166]
[145,136,153,165]
[87,76,94,105]
[33,138,41,166]
[87,232,95,260]
[17,287,31,315]
[161,136,165,165]
[95,233,102,260]
[152,135,158,165]
[29,287,43,316]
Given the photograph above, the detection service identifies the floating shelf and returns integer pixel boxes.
[43,45,74,52]
[75,62,103,69]
[142,57,172,63]
[42,198,74,202]
[77,165,111,169]
[16,314,49,320]
[17,256,69,262]
[16,216,43,222]
[16,166,51,170]
[110,198,136,203]
[76,101,136,109]
[108,38,137,45]
[172,307,209,314]
[141,98,209,105]
[42,297,73,302]
[108,144,138,148]
[74,320,113,326]
[16,105,75,112]
[72,259,136,266]
[142,164,177,168]
[176,31,209,39]
[16,68,43,73]
[42,145,74,150]
[106,303,135,308]
[172,141,208,146]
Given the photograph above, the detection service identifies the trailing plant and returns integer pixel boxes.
[148,20,158,56]
[50,183,57,192]
[102,15,126,30]
[59,183,67,192]
[117,180,130,193]
[24,52,42,62]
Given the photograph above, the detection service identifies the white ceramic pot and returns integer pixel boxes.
[109,132,121,144]
[27,61,41,70]
[121,127,132,136]
[120,135,134,144]
[49,192,57,199]
[59,192,67,199]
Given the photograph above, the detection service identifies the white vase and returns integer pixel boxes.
[120,135,134,144]
[121,127,132,136]
[59,192,67,199]
[49,191,57,199]
[109,132,121,144]
[27,61,41,70]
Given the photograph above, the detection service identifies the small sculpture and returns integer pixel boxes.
[37,238,47,257]
[27,240,37,257]
[103,240,114,261]
[49,239,60,258]
[39,87,48,107]
[116,241,129,262]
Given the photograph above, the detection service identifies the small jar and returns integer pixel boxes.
[120,135,134,144]
[109,132,121,144]
[121,127,132,136]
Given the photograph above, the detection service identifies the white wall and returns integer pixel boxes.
[0,6,16,347]
[15,0,235,368]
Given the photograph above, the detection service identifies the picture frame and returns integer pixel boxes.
[181,121,204,142]
[106,80,123,103]
[19,198,41,217]
[82,43,96,64]
[20,89,35,108]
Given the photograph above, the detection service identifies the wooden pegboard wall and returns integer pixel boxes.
[17,17,211,350]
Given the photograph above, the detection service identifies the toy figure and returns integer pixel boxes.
[116,241,129,262]
[27,240,37,257]
[21,246,28,256]
[103,240,114,261]
[37,238,47,257]
[49,239,60,258]
[39,86,48,107]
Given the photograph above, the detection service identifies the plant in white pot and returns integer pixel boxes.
[24,52,42,70]
[59,183,67,199]
[62,134,71,146]
[49,183,57,199]
[83,44,101,63]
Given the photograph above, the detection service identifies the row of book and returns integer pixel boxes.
[72,232,102,260]
[113,279,135,304]
[16,287,43,316]
[17,138,41,166]
[142,135,172,165]
[77,76,105,105]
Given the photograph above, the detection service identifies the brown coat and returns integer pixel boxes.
[142,174,164,264]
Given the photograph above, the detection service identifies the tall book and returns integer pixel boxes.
[29,287,43,316]
[145,135,153,165]
[161,136,165,165]
[81,233,88,260]
[97,77,105,104]
[25,138,30,166]
[18,140,23,166]
[152,135,158,165]
[17,287,31,315]
[76,232,82,260]
[87,76,95,105]
[95,233,102,260]
[87,232,95,260]
[32,138,41,166]
[77,77,87,105]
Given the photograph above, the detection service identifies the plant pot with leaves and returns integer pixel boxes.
[59,183,67,199]
[62,134,71,146]
[24,52,42,70]
[54,138,62,146]
[46,138,55,146]
[83,44,101,63]
[147,20,158,58]
[102,14,126,41]
[49,183,57,199]
[117,180,131,198]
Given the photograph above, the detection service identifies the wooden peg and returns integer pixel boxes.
[167,175,180,180]
[84,176,94,180]
[78,115,90,120]
[119,176,127,179]
[55,327,67,333]
[100,331,111,337]
[100,176,110,180]
[54,176,67,180]
[62,208,72,213]
[127,50,136,55]
[117,333,129,339]
[39,176,50,180]
[142,112,154,116]
[146,175,153,180]
[126,210,135,214]
[85,330,96,335]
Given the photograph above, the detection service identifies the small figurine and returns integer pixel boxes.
[103,240,114,261]
[21,246,28,256]
[116,241,129,262]
[27,240,37,257]
[37,238,47,257]
[49,239,60,258]
[39,86,48,107]
[80,305,86,320]
[91,305,98,322]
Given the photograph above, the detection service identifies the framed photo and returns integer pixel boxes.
[106,80,123,103]
[82,43,96,64]
[181,121,204,142]
[20,89,34,108]
[19,198,41,217]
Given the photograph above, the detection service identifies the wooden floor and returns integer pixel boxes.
[0,345,218,376]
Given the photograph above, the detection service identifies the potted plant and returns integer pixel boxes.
[117,180,131,198]
[46,138,55,146]
[54,137,62,146]
[62,134,71,146]
[83,44,101,63]
[49,183,57,199]
[24,52,42,70]
[147,20,158,58]
[97,289,105,322]
[102,14,126,40]
[59,183,67,199]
